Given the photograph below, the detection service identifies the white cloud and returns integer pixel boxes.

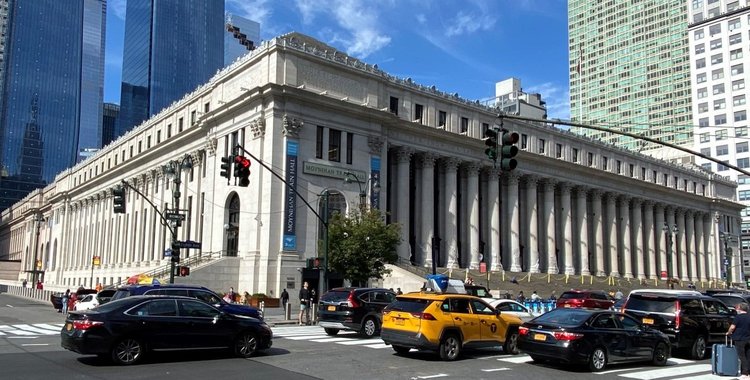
[445,11,496,37]
[109,0,126,20]
[526,82,570,120]
[226,0,273,27]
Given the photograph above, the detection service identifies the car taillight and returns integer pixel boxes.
[72,319,103,331]
[553,331,584,341]
[410,312,436,320]
[347,291,360,308]
[674,300,681,329]
[519,326,529,336]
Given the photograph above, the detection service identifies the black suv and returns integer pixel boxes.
[318,287,396,338]
[710,293,750,309]
[623,290,735,359]
[110,284,262,319]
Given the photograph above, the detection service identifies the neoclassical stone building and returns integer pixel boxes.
[0,33,744,294]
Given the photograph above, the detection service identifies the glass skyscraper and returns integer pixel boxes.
[116,0,224,138]
[568,0,693,156]
[224,12,260,67]
[0,0,105,211]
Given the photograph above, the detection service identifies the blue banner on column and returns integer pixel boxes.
[370,156,381,210]
[283,141,299,251]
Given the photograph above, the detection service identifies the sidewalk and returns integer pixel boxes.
[262,305,308,327]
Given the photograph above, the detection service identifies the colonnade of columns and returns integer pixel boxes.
[391,147,721,282]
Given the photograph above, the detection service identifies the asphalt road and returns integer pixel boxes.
[0,292,724,380]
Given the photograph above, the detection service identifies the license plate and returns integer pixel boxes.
[327,306,336,311]
[564,304,571,308]
[65,323,72,331]
[534,333,546,341]
[642,318,654,325]
[394,318,405,326]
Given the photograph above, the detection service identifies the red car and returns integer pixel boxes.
[556,290,614,310]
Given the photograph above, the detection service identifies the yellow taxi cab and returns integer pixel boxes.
[380,292,523,361]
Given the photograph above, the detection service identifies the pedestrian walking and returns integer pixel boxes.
[298,282,311,325]
[727,303,750,379]
[61,289,70,314]
[396,288,403,295]
[516,291,526,303]
[615,289,624,300]
[281,289,289,310]
[531,291,540,301]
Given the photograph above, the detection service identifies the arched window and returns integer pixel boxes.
[226,193,240,257]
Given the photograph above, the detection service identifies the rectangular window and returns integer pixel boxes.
[204,102,210,113]
[663,173,668,185]
[460,117,469,134]
[588,152,594,166]
[709,24,721,36]
[717,128,728,139]
[438,111,447,128]
[730,49,743,60]
[712,69,724,80]
[714,99,726,110]
[711,54,723,65]
[157,130,161,143]
[701,163,712,172]
[538,139,546,154]
[328,129,341,162]
[739,175,750,184]
[710,39,722,50]
[316,126,324,159]
[713,83,725,94]
[346,132,353,164]
[698,88,708,98]
[555,143,562,158]
[730,34,742,45]
[572,148,579,162]
[695,43,705,54]
[740,190,750,201]
[521,134,528,149]
[717,145,729,155]
[738,127,749,137]
[697,73,706,83]
[699,103,709,113]
[734,95,746,106]
[629,164,634,177]
[412,103,423,124]
[733,79,745,91]
[147,136,151,149]
[699,117,709,127]
[178,118,183,132]
[389,96,399,115]
[692,0,702,9]
[732,64,744,75]
[167,124,172,138]
[735,110,747,122]
[694,29,704,40]
[729,18,741,31]
[641,167,647,180]
[739,158,750,168]
[616,160,622,173]
[481,123,489,137]
[700,147,711,156]
[696,58,706,69]
[603,156,608,170]
[728,1,739,11]
[190,110,196,125]
[700,132,710,142]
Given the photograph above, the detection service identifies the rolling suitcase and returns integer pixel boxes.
[712,336,740,376]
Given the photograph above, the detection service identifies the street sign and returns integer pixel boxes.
[166,212,185,221]
[724,259,730,266]
[164,248,172,257]
[175,240,201,249]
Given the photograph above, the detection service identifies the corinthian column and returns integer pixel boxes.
[619,196,633,278]
[676,208,687,281]
[686,210,697,281]
[466,162,481,269]
[505,172,521,272]
[606,193,619,277]
[486,167,502,271]
[695,212,706,281]
[442,157,459,268]
[542,180,557,273]
[420,153,436,267]
[643,200,656,279]
[655,203,666,277]
[396,147,413,263]
[591,190,605,276]
[526,176,540,273]
[631,198,644,279]
[575,186,590,275]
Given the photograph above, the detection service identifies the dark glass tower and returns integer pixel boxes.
[115,0,224,138]
[0,0,105,210]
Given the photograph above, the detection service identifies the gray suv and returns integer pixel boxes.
[622,289,734,359]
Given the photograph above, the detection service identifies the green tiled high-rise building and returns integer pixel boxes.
[568,0,693,156]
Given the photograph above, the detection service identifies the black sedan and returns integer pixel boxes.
[61,295,272,365]
[518,308,670,372]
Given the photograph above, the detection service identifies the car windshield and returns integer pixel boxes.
[320,291,351,302]
[110,289,133,301]
[384,298,432,313]
[626,296,676,313]
[533,308,591,327]
[714,296,745,308]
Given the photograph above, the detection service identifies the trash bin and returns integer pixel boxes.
[426,274,449,292]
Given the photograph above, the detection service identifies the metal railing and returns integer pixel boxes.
[115,251,226,286]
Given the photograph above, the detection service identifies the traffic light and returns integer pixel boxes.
[306,258,314,269]
[179,266,190,276]
[171,242,180,263]
[499,129,519,171]
[233,155,251,187]
[220,156,233,179]
[113,186,126,214]
[483,128,499,162]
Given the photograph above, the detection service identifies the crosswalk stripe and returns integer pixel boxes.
[481,368,511,372]
[283,335,329,340]
[34,324,63,331]
[13,324,58,335]
[619,364,711,379]
[363,343,390,349]
[0,326,35,336]
[496,354,532,363]
[666,358,694,365]
[336,339,385,346]
[677,374,733,380]
[310,337,356,343]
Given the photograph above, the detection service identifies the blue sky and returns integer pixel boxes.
[104,0,570,119]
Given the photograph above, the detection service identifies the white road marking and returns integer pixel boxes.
[619,364,712,379]
[12,324,59,335]
[336,339,386,346]
[363,343,390,349]
[480,368,511,372]
[677,374,737,380]
[666,358,694,365]
[283,335,329,340]
[7,336,37,339]
[6,305,13,308]
[0,326,35,336]
[411,375,448,379]
[21,343,49,347]
[496,354,533,363]
[310,337,355,343]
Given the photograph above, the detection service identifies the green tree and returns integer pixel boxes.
[325,207,401,286]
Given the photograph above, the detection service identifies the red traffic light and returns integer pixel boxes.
[179,266,190,276]
[234,155,250,169]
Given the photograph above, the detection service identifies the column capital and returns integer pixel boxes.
[686,209,695,218]
[676,207,686,217]
[440,156,460,172]
[462,161,481,175]
[654,202,665,212]
[589,188,603,201]
[642,199,654,208]
[541,178,557,192]
[631,198,643,207]
[524,174,539,187]
[502,171,521,185]
[483,166,502,179]
[605,192,619,203]
[574,185,588,196]
[419,152,437,169]
[617,195,631,207]
[557,182,572,195]
[395,147,414,163]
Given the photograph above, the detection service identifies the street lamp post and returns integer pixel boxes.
[162,154,193,284]
[30,213,45,284]
[318,191,330,295]
[663,223,678,287]
[721,232,735,288]
[344,172,381,211]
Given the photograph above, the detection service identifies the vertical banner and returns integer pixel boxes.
[370,156,381,210]
[283,141,299,251]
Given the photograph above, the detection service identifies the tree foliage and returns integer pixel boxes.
[324,207,401,286]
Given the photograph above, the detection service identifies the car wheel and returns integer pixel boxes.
[503,330,519,355]
[652,342,669,366]
[392,345,411,355]
[587,347,607,372]
[361,317,378,338]
[324,328,339,336]
[439,334,461,361]
[111,337,144,365]
[690,335,707,360]
[234,331,259,358]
